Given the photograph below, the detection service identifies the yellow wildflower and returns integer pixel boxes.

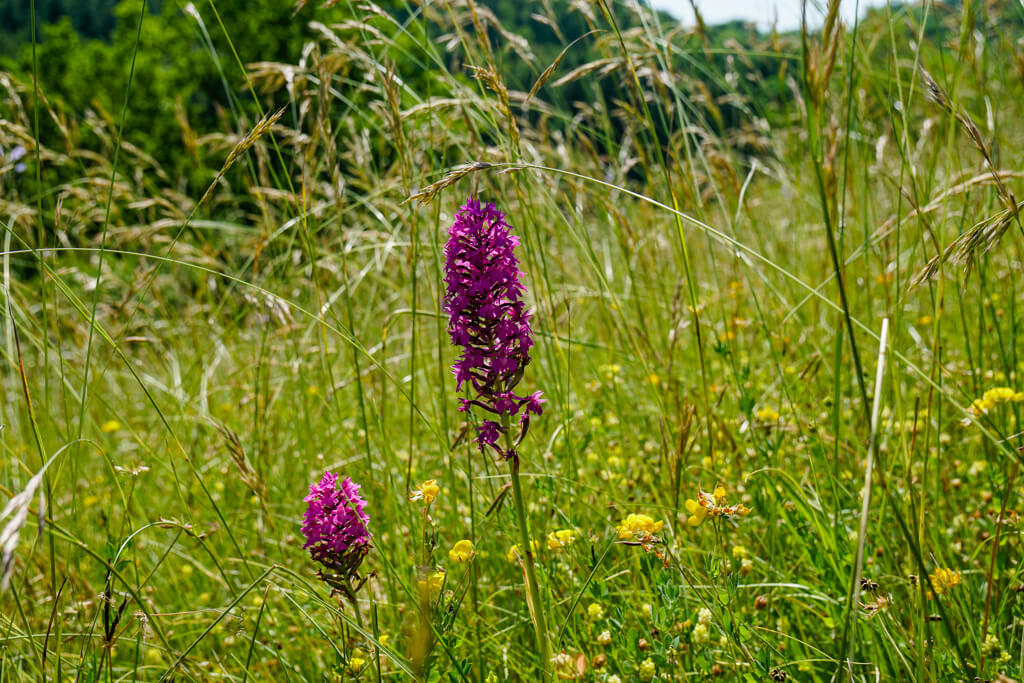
[616,514,663,541]
[755,406,780,422]
[685,486,751,527]
[969,386,1024,416]
[927,567,961,598]
[685,498,708,527]
[547,529,578,550]
[417,570,446,597]
[448,539,474,563]
[506,540,539,564]
[409,479,440,505]
[587,602,605,621]
[100,420,121,433]
[617,515,668,563]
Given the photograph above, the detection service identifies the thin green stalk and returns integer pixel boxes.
[508,459,550,677]
[241,587,269,683]
[504,415,550,678]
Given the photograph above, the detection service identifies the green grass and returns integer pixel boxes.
[2,0,1024,681]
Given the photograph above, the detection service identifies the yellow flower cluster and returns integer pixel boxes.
[754,406,780,422]
[347,650,366,674]
[409,479,440,505]
[616,514,664,541]
[970,387,1024,415]
[928,567,961,598]
[685,486,751,527]
[547,529,578,550]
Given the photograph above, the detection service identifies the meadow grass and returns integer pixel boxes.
[2,0,1024,680]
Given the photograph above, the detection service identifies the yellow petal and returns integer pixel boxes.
[449,539,474,563]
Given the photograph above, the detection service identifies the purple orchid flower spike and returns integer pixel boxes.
[443,198,544,459]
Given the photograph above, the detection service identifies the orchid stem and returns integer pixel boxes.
[505,416,551,678]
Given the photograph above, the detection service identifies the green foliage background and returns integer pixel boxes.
[0,0,812,183]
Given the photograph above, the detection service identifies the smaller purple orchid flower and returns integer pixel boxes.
[301,472,371,591]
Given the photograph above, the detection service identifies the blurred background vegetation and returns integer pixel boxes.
[0,1,996,216]
[0,0,823,181]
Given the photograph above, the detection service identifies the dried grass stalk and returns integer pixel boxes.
[405,161,499,206]
[526,30,600,106]
[913,69,1022,285]
[1,453,51,591]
